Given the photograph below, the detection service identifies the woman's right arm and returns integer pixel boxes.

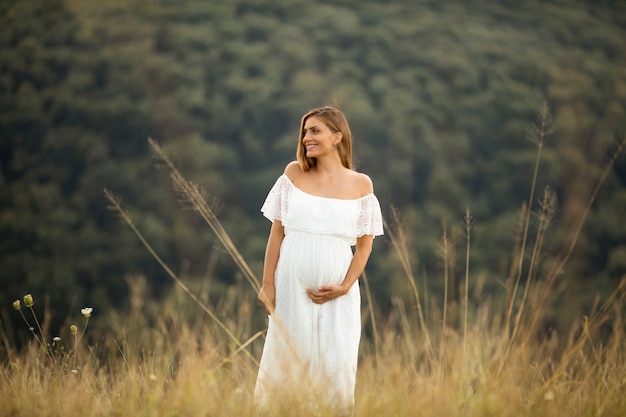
[257,219,284,315]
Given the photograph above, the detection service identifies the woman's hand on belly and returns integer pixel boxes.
[306,284,349,304]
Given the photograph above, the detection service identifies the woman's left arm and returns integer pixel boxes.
[306,234,374,304]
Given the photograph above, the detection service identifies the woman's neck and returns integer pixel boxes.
[313,153,345,176]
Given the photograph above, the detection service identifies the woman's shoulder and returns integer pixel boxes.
[350,171,374,196]
[284,161,303,181]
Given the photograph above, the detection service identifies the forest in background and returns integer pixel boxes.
[1,0,625,345]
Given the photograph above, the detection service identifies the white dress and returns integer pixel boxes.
[254,174,384,411]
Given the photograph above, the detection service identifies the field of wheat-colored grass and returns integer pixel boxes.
[2,276,625,417]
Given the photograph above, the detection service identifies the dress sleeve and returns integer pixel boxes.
[260,174,290,222]
[357,194,384,237]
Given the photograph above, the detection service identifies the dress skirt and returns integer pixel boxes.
[254,229,361,410]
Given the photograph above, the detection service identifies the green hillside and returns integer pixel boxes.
[1,0,625,340]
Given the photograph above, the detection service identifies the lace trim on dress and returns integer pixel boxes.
[261,174,291,222]
[357,194,384,237]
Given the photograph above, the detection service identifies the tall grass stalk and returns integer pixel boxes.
[148,138,261,293]
[502,187,557,367]
[504,102,551,347]
[103,189,258,367]
[361,271,381,366]
[463,208,472,362]
[524,133,626,340]
[0,312,11,359]
[385,207,435,365]
[439,228,450,337]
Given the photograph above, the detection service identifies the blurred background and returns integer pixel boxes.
[1,0,625,347]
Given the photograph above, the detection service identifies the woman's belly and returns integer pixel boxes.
[277,231,353,290]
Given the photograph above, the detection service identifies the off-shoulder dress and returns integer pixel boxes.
[254,174,383,410]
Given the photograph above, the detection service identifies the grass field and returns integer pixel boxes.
[2,277,625,417]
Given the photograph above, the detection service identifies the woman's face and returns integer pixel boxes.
[302,116,340,159]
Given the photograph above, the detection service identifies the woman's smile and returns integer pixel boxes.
[305,142,318,153]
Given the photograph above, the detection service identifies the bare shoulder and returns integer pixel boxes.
[351,171,374,196]
[284,161,302,181]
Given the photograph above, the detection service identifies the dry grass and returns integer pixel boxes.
[2,123,625,416]
[2,285,625,417]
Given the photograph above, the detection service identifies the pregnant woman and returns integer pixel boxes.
[255,106,383,414]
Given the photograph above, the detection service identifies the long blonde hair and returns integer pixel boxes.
[296,106,354,171]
